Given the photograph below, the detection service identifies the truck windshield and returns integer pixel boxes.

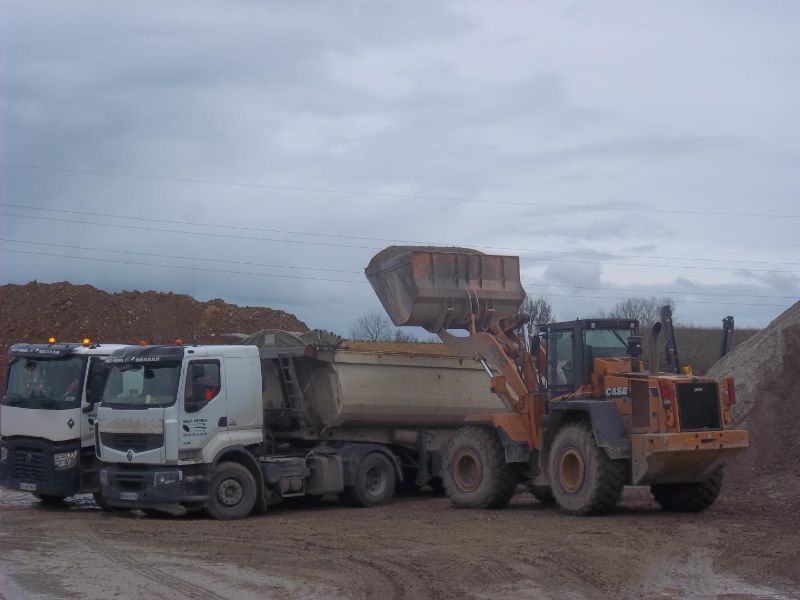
[102,362,182,409]
[3,356,87,410]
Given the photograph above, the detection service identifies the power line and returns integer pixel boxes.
[2,244,794,309]
[3,210,798,275]
[3,160,798,220]
[2,248,366,285]
[4,201,800,268]
[3,236,797,301]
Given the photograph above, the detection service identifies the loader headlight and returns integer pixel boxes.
[53,450,78,470]
[154,471,182,487]
[0,447,8,463]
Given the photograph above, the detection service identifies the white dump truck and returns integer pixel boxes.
[1,340,128,505]
[96,331,506,519]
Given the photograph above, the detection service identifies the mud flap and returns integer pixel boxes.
[546,400,631,460]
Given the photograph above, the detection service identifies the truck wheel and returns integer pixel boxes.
[33,493,67,506]
[650,468,723,512]
[530,485,555,505]
[207,462,257,520]
[92,492,119,512]
[548,423,625,515]
[344,452,396,508]
[442,426,517,509]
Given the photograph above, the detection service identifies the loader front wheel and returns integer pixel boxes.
[549,423,625,515]
[442,426,517,509]
[650,468,723,512]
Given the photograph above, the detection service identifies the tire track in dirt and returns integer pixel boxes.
[72,529,229,600]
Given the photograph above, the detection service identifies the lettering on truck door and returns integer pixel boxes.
[181,360,227,448]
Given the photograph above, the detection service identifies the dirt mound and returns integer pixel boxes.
[708,300,800,480]
[0,281,307,388]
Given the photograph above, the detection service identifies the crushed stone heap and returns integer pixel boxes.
[708,300,800,479]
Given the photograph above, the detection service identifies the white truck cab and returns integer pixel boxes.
[0,341,129,503]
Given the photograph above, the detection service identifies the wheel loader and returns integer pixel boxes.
[366,246,749,514]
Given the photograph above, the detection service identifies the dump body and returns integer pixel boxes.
[257,338,507,434]
[365,246,525,332]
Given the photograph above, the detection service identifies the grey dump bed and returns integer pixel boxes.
[229,330,506,431]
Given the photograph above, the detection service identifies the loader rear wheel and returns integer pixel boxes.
[442,426,517,509]
[650,468,723,512]
[207,462,257,520]
[343,452,396,508]
[549,423,625,515]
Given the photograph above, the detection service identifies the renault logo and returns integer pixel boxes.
[126,450,134,462]
[26,453,33,463]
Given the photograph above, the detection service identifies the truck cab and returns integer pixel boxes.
[0,340,128,503]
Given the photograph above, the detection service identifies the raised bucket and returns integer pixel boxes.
[365,246,525,332]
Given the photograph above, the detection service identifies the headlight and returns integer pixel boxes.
[53,450,79,470]
[0,447,7,463]
[154,471,182,487]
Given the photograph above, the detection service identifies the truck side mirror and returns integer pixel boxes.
[84,364,108,410]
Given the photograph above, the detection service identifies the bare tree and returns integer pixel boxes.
[349,312,419,342]
[609,297,676,331]
[349,312,393,341]
[521,294,554,331]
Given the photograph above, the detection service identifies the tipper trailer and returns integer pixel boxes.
[96,331,507,519]
[366,246,750,514]
[1,340,128,505]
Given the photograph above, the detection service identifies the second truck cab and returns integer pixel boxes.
[0,340,128,503]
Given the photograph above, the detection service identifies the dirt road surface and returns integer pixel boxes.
[1,477,798,600]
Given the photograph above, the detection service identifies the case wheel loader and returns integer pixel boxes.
[366,246,749,515]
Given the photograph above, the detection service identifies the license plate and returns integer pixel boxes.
[120,492,138,501]
[19,482,37,491]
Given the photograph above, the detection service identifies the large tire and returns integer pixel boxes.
[343,452,396,508]
[92,492,119,512]
[206,462,257,520]
[548,422,625,515]
[442,426,517,509]
[650,468,723,512]
[34,493,67,506]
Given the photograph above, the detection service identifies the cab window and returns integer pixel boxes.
[548,331,574,387]
[184,361,221,413]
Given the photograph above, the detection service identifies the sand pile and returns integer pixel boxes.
[0,281,307,388]
[708,300,800,479]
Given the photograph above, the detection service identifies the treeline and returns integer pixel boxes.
[350,295,760,374]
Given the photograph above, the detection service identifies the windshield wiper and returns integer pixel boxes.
[610,330,629,347]
[2,393,26,406]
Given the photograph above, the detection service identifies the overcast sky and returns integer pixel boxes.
[2,1,798,336]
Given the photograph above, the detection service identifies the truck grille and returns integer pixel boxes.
[10,448,47,481]
[100,432,163,453]
[676,383,721,431]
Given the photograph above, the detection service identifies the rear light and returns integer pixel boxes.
[659,382,673,406]
[726,378,736,405]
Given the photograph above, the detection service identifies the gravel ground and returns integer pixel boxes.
[1,476,798,600]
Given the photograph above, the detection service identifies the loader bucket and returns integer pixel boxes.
[365,246,525,332]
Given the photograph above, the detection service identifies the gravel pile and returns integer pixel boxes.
[0,281,307,388]
[708,300,800,479]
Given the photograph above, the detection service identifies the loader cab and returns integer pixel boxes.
[543,319,639,396]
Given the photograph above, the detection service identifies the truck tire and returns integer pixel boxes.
[207,462,257,520]
[442,426,517,509]
[650,468,723,512]
[343,452,396,508]
[33,493,67,506]
[92,492,119,512]
[530,485,555,505]
[548,423,625,515]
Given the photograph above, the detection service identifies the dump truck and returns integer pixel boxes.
[366,246,749,514]
[95,331,506,518]
[0,339,128,505]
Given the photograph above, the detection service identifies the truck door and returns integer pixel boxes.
[179,359,228,450]
[81,357,105,447]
